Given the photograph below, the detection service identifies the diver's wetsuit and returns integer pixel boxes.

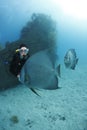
[9,51,30,76]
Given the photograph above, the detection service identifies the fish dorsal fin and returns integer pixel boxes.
[70,49,76,57]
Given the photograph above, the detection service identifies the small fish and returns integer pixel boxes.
[64,49,78,70]
[20,49,60,95]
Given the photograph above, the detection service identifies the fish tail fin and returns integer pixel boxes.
[30,88,41,97]
[56,64,61,77]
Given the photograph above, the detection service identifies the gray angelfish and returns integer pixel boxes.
[20,49,60,92]
[64,49,78,70]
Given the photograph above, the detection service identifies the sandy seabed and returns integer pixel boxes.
[0,64,87,130]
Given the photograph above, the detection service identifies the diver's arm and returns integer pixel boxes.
[9,53,20,76]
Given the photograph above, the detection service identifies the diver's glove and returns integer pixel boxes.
[17,74,21,82]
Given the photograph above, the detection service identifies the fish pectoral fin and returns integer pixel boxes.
[30,88,41,97]
[56,64,61,77]
[24,74,30,83]
[76,58,79,64]
[25,76,40,96]
[71,66,75,70]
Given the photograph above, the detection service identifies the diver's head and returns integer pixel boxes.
[19,44,29,57]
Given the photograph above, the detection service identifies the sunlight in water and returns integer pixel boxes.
[53,0,87,20]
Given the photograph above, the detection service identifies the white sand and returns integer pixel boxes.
[0,64,87,130]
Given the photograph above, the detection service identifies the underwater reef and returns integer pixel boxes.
[0,13,58,90]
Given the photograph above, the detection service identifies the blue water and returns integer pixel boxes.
[0,0,87,66]
[0,1,87,130]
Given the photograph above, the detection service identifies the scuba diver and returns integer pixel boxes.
[9,44,30,81]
